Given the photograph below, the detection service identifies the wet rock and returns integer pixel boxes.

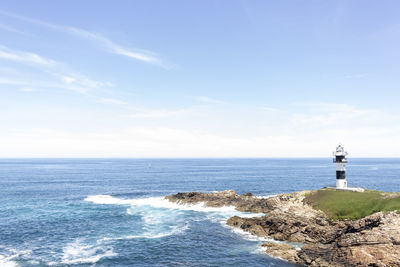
[262,242,302,264]
[165,191,400,266]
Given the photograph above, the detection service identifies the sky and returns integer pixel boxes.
[1,0,400,157]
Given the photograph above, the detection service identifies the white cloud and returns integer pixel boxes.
[67,27,164,66]
[99,98,128,106]
[128,108,189,118]
[57,73,113,89]
[0,23,30,36]
[1,98,399,157]
[0,45,56,66]
[0,127,294,157]
[0,11,166,67]
[20,87,35,92]
[61,76,76,84]
[341,73,368,79]
[0,77,30,85]
[195,96,226,104]
[0,46,114,98]
[2,122,400,157]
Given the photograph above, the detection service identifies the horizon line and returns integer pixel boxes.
[0,157,399,159]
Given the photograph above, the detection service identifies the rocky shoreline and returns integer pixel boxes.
[165,190,400,266]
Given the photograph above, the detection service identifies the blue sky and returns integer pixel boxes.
[1,0,400,157]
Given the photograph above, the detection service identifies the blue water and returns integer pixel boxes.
[1,158,400,266]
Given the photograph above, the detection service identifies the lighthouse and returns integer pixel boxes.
[333,145,348,189]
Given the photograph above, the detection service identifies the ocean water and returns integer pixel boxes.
[1,158,400,267]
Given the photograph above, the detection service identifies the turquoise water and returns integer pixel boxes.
[1,158,400,266]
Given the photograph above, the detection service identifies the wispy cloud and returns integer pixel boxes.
[0,76,100,95]
[0,23,30,36]
[339,73,368,79]
[67,27,165,66]
[128,110,181,119]
[292,101,377,116]
[0,77,29,85]
[99,98,128,106]
[0,42,115,97]
[0,45,56,66]
[195,96,226,105]
[56,73,114,89]
[0,68,113,97]
[19,87,35,92]
[0,10,166,67]
[2,101,400,157]
[128,108,191,118]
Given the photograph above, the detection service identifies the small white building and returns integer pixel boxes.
[331,145,364,192]
[333,144,348,189]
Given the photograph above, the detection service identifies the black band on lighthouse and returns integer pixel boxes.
[335,155,345,162]
[336,171,346,179]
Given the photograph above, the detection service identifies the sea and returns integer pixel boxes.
[1,158,400,267]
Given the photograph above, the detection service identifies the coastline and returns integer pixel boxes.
[165,190,400,266]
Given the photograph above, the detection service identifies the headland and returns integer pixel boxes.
[165,189,400,266]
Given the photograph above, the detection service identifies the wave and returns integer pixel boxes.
[221,219,303,257]
[219,219,274,242]
[85,195,195,240]
[84,195,132,205]
[85,194,264,216]
[103,223,190,241]
[0,248,32,267]
[60,238,117,265]
[85,194,265,245]
[0,254,19,267]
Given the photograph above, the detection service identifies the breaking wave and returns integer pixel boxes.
[60,239,117,265]
[84,194,265,246]
[84,194,263,217]
[0,254,19,267]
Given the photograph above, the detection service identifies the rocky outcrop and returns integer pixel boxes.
[165,190,400,266]
[165,190,282,213]
[262,242,303,264]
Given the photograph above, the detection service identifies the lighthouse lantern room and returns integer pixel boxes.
[333,145,348,189]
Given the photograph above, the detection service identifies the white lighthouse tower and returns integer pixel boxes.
[333,144,348,189]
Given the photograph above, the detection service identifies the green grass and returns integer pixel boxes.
[303,189,400,220]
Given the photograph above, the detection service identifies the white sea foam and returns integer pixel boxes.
[0,254,19,267]
[85,194,265,244]
[85,194,264,217]
[61,239,117,265]
[221,220,273,242]
[0,248,32,267]
[84,195,132,205]
[221,218,303,256]
[104,223,190,241]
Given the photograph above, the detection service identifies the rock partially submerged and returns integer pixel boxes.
[165,190,278,213]
[165,190,400,266]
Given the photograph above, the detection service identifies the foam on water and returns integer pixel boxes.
[4,158,400,267]
[85,194,265,243]
[85,194,264,216]
[85,194,238,212]
[84,195,132,205]
[220,218,303,258]
[85,195,195,240]
[104,223,190,241]
[0,254,19,267]
[60,238,117,265]
[220,220,273,242]
[0,248,32,267]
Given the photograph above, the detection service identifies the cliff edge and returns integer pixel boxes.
[165,189,400,267]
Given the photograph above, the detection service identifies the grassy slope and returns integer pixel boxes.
[304,189,400,220]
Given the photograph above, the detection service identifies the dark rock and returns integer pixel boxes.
[165,190,400,266]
